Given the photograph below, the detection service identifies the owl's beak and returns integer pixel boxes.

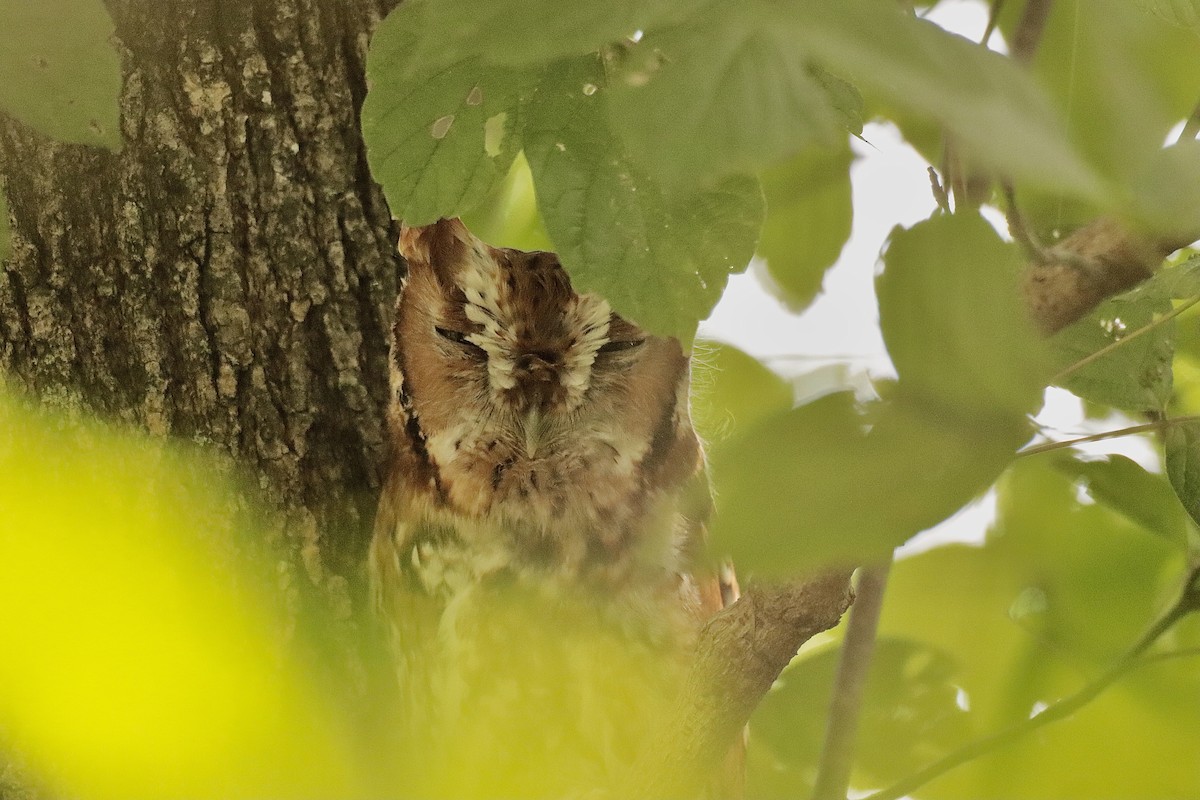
[523,407,544,457]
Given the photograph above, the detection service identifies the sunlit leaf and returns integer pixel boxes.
[522,55,763,344]
[690,341,792,447]
[756,146,854,313]
[1051,453,1190,547]
[749,638,972,797]
[459,151,554,253]
[0,0,121,149]
[0,391,361,800]
[362,1,528,225]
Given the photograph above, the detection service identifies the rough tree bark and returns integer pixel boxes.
[0,0,402,635]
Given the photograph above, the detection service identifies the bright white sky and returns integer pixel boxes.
[697,0,1157,549]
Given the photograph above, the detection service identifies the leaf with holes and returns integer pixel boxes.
[362,1,529,225]
[522,55,762,344]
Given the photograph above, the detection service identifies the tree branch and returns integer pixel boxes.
[613,573,854,799]
[1021,218,1200,335]
[811,561,892,800]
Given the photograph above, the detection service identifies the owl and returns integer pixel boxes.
[368,218,734,798]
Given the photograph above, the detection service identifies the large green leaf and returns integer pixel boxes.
[998,0,1200,237]
[878,213,1051,425]
[756,146,854,313]
[1051,453,1190,548]
[362,1,528,225]
[386,0,710,77]
[714,214,1049,573]
[0,0,121,149]
[522,55,763,343]
[606,1,846,187]
[606,0,1101,198]
[710,390,1021,574]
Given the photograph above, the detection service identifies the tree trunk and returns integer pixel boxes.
[0,0,401,624]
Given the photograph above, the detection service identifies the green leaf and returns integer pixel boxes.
[605,0,1100,197]
[606,1,847,187]
[1165,420,1200,536]
[1136,0,1200,29]
[998,0,1200,237]
[522,55,763,343]
[1051,453,1189,547]
[389,0,709,76]
[715,214,1050,573]
[878,213,1051,424]
[0,0,121,149]
[756,146,853,313]
[798,1,1104,202]
[710,391,1022,574]
[690,341,792,447]
[1050,259,1200,414]
[362,1,528,225]
[749,639,973,796]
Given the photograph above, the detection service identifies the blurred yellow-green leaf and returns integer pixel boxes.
[0,390,362,800]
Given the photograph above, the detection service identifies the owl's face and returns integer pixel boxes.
[388,219,700,533]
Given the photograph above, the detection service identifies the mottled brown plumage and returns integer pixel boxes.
[369,218,733,797]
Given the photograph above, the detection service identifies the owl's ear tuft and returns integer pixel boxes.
[399,218,479,286]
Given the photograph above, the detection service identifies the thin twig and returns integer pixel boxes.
[863,565,1200,800]
[1010,0,1054,64]
[1016,415,1200,458]
[981,0,1006,45]
[811,560,893,800]
[1052,294,1200,383]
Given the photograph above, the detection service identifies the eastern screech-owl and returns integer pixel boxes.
[369,218,731,797]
